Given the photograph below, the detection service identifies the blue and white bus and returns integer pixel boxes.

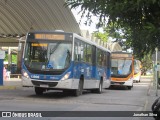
[22,31,111,96]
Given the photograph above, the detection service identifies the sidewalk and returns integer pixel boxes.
[144,76,160,111]
[0,78,22,90]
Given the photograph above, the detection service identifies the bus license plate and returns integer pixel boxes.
[40,84,48,88]
[114,83,120,85]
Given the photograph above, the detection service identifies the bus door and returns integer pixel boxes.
[96,48,107,80]
[73,39,92,81]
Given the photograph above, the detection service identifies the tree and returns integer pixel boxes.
[137,52,153,75]
[66,0,160,58]
[93,30,109,42]
[12,54,17,64]
[93,23,132,51]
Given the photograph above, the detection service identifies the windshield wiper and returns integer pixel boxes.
[49,43,60,55]
[47,43,60,68]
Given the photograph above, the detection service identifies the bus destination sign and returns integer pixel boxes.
[111,53,132,58]
[35,34,65,40]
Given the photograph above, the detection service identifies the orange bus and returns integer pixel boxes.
[111,52,134,90]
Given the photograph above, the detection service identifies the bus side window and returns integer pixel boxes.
[82,42,87,62]
[97,49,103,66]
[102,52,107,67]
[101,51,105,66]
[92,45,96,65]
[97,49,100,66]
[106,52,110,68]
[86,44,92,64]
[74,39,81,61]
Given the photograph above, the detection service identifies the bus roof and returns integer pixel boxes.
[27,31,111,53]
[73,33,111,53]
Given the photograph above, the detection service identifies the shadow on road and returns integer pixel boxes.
[27,90,93,99]
[107,86,129,90]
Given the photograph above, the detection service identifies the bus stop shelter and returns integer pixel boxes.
[0,0,80,76]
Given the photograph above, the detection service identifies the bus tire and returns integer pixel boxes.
[73,79,83,97]
[63,90,71,95]
[127,86,132,90]
[35,87,44,95]
[95,80,103,94]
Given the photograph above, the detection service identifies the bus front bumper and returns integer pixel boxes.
[111,79,133,87]
[22,76,79,89]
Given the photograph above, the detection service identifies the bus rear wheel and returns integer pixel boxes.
[35,87,44,95]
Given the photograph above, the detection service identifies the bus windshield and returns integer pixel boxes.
[111,59,132,77]
[24,41,72,71]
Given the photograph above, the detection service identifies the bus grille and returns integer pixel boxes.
[31,81,58,87]
[111,81,125,85]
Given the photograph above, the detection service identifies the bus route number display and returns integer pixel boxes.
[111,53,132,58]
[35,34,65,40]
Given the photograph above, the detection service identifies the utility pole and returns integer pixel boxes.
[155,47,158,96]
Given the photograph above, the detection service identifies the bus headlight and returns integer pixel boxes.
[22,70,29,79]
[61,72,71,81]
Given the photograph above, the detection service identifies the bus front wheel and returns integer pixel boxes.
[91,80,103,94]
[96,80,103,94]
[35,87,44,95]
[73,80,83,97]
[127,86,132,90]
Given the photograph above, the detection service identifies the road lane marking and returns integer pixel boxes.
[143,100,148,111]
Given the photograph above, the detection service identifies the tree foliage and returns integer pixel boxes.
[93,29,109,42]
[139,52,153,75]
[66,0,160,58]
[4,54,17,63]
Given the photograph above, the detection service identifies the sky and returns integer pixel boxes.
[71,8,134,52]
[71,7,132,52]
[71,8,100,33]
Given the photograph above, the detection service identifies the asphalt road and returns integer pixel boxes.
[0,77,155,120]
